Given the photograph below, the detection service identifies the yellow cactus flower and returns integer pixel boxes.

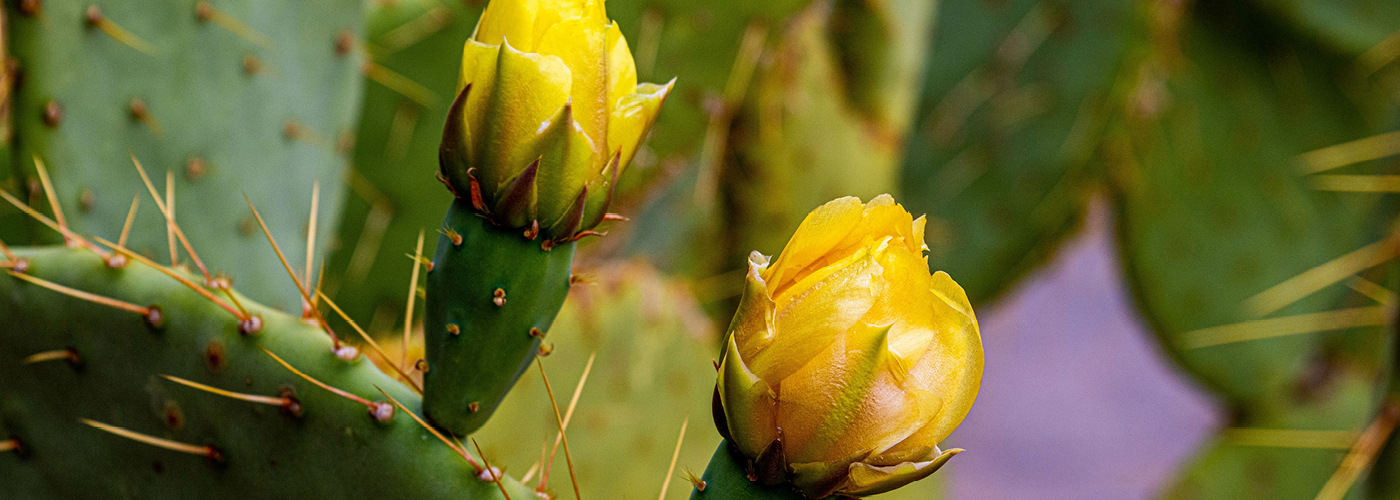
[715,195,983,498]
[438,0,673,245]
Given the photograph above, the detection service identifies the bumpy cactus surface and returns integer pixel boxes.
[5,0,363,311]
[0,245,533,499]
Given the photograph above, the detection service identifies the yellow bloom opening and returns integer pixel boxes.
[440,0,673,244]
[717,194,983,498]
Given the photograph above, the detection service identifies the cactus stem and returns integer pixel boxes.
[362,61,436,106]
[132,156,213,282]
[244,195,342,348]
[262,347,391,421]
[1297,130,1400,175]
[94,236,243,321]
[1245,233,1400,318]
[128,97,164,137]
[1315,399,1400,500]
[193,1,274,50]
[317,289,423,394]
[404,229,426,369]
[493,288,507,307]
[6,270,154,319]
[536,358,583,500]
[1310,174,1400,193]
[0,439,20,453]
[160,374,296,410]
[472,438,514,500]
[83,6,156,55]
[1182,306,1392,349]
[301,181,322,316]
[21,347,79,366]
[80,418,222,461]
[30,155,72,245]
[0,190,107,259]
[373,386,483,471]
[656,417,690,500]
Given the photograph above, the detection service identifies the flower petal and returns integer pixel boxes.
[883,271,982,456]
[750,248,881,382]
[476,42,571,197]
[838,448,961,496]
[762,196,864,294]
[536,18,609,157]
[729,253,776,362]
[474,0,538,49]
[777,323,941,465]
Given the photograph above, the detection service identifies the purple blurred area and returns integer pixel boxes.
[945,202,1224,500]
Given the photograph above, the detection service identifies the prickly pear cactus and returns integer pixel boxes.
[5,0,363,311]
[1112,2,1400,497]
[0,245,533,499]
[722,0,933,262]
[324,0,478,331]
[899,0,1133,304]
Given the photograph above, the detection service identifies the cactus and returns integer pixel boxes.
[4,0,363,311]
[1110,2,1399,497]
[0,244,534,499]
[898,0,1135,305]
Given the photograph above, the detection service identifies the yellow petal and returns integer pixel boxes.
[536,18,609,153]
[719,334,779,459]
[604,23,638,114]
[777,323,942,465]
[859,243,936,367]
[474,0,538,49]
[838,448,961,496]
[729,253,777,362]
[475,42,572,195]
[883,271,982,455]
[763,196,865,294]
[606,80,672,180]
[750,249,881,382]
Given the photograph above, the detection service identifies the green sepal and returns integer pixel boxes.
[690,442,808,500]
[423,199,576,436]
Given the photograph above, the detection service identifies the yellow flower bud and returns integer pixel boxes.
[715,195,983,498]
[439,0,673,244]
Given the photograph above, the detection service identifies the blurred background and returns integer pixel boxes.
[1,0,1398,498]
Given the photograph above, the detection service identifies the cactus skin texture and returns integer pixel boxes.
[0,245,534,499]
[324,0,479,334]
[1112,2,1399,498]
[423,199,576,437]
[5,0,362,311]
[898,0,1132,305]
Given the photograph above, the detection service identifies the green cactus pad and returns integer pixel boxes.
[423,199,576,436]
[0,245,533,499]
[6,0,362,311]
[1112,6,1398,408]
[899,0,1135,305]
